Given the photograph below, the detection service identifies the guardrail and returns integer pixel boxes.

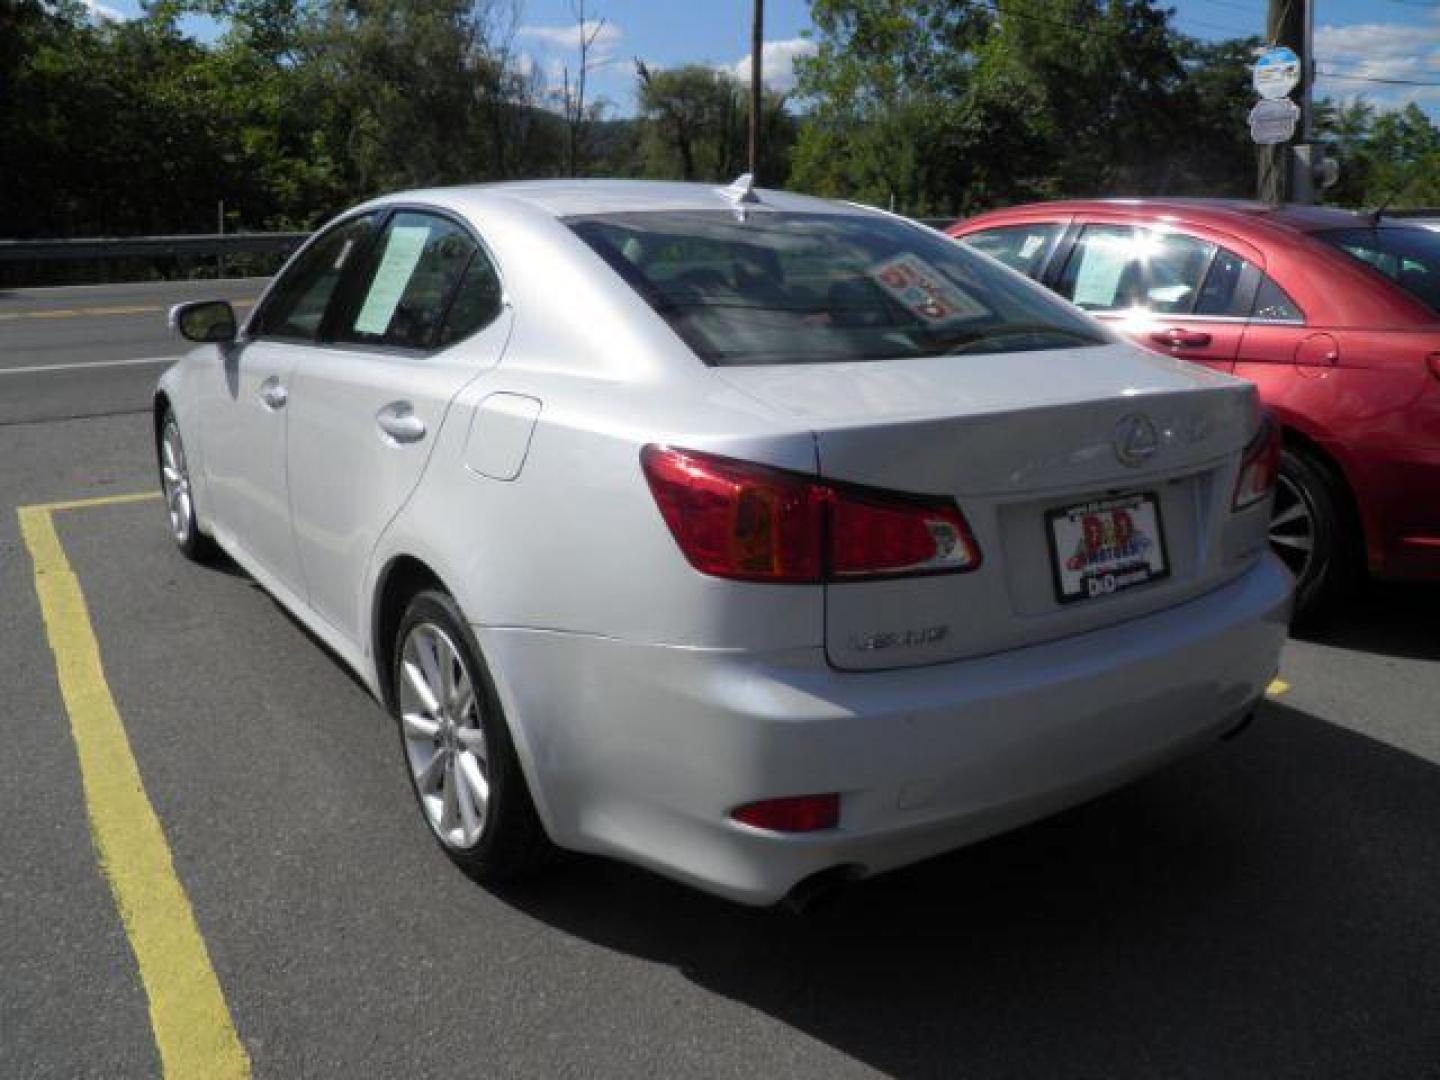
[0,218,959,265]
[0,232,308,263]
[1,217,961,286]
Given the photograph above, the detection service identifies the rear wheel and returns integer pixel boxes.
[1270,446,1355,625]
[392,590,551,881]
[157,407,218,562]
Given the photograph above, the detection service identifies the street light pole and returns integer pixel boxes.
[749,0,763,182]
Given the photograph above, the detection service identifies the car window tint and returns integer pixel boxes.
[437,248,504,346]
[339,212,478,350]
[1317,227,1440,314]
[960,223,1064,278]
[253,214,375,341]
[1194,248,1249,316]
[567,210,1111,366]
[1252,275,1303,322]
[1057,226,1217,315]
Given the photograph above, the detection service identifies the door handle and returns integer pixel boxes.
[257,376,288,410]
[1150,328,1212,349]
[376,401,426,444]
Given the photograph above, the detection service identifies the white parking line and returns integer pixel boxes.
[0,356,177,376]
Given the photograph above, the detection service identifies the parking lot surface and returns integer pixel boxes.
[2,293,1438,1077]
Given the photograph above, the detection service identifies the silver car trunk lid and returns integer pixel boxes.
[718,344,1258,669]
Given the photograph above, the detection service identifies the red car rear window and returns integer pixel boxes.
[1317,227,1440,314]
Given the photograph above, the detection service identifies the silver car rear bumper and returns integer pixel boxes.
[479,554,1292,905]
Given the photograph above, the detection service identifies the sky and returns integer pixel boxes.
[89,0,1440,118]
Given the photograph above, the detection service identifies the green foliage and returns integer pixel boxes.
[4,0,1439,256]
[0,0,566,240]
[791,0,1260,215]
[1315,102,1440,209]
[791,0,1440,217]
[634,62,793,184]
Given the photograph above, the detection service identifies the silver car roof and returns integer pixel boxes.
[359,178,870,220]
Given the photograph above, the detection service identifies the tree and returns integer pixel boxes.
[558,0,608,176]
[634,62,792,184]
[790,0,1257,215]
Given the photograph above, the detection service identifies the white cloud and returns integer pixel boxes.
[729,37,818,95]
[1314,15,1440,111]
[80,0,125,22]
[517,20,623,55]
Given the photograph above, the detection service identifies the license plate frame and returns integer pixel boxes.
[1045,492,1170,605]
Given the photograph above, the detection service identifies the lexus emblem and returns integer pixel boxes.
[1113,413,1159,467]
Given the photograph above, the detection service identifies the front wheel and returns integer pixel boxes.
[157,407,218,562]
[1270,446,1356,625]
[392,590,551,882]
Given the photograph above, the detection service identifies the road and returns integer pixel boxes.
[2,283,1437,1078]
[0,279,267,425]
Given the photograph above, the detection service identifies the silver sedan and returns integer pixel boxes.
[157,179,1291,905]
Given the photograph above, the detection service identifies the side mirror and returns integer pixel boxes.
[170,300,237,344]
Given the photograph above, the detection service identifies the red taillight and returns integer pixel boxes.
[1232,414,1282,511]
[731,794,840,832]
[830,486,980,578]
[640,445,825,581]
[640,445,981,582]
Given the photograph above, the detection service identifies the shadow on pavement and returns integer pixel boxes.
[1296,580,1440,661]
[502,702,1440,1078]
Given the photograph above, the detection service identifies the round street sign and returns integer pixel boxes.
[1249,97,1300,145]
[1254,46,1301,100]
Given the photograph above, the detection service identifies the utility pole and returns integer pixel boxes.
[1293,0,1317,203]
[748,0,763,182]
[1257,0,1311,204]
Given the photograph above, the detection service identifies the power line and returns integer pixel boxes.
[1171,13,1261,35]
[1195,0,1266,11]
[1317,67,1440,87]
[1321,56,1440,74]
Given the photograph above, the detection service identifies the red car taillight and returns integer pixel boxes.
[1232,414,1282,511]
[640,445,981,583]
[731,794,840,832]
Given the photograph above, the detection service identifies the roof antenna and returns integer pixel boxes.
[717,173,759,220]
[1366,156,1431,226]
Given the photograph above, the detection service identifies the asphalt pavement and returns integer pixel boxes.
[1,285,1437,1078]
[0,279,267,425]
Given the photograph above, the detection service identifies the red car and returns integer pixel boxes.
[948,200,1440,620]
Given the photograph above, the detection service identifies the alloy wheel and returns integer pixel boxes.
[160,418,194,545]
[398,622,490,849]
[1268,472,1315,582]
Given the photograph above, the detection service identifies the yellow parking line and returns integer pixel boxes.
[18,493,249,1080]
[1267,678,1290,697]
[29,490,164,514]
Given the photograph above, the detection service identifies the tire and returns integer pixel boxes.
[1270,445,1356,626]
[156,406,219,562]
[391,589,551,882]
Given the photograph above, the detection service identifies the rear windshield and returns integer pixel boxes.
[1317,227,1440,313]
[567,210,1111,366]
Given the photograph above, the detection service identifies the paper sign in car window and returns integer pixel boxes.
[1072,236,1133,309]
[870,254,988,324]
[353,225,431,335]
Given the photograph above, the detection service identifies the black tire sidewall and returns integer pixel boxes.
[1279,446,1352,622]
